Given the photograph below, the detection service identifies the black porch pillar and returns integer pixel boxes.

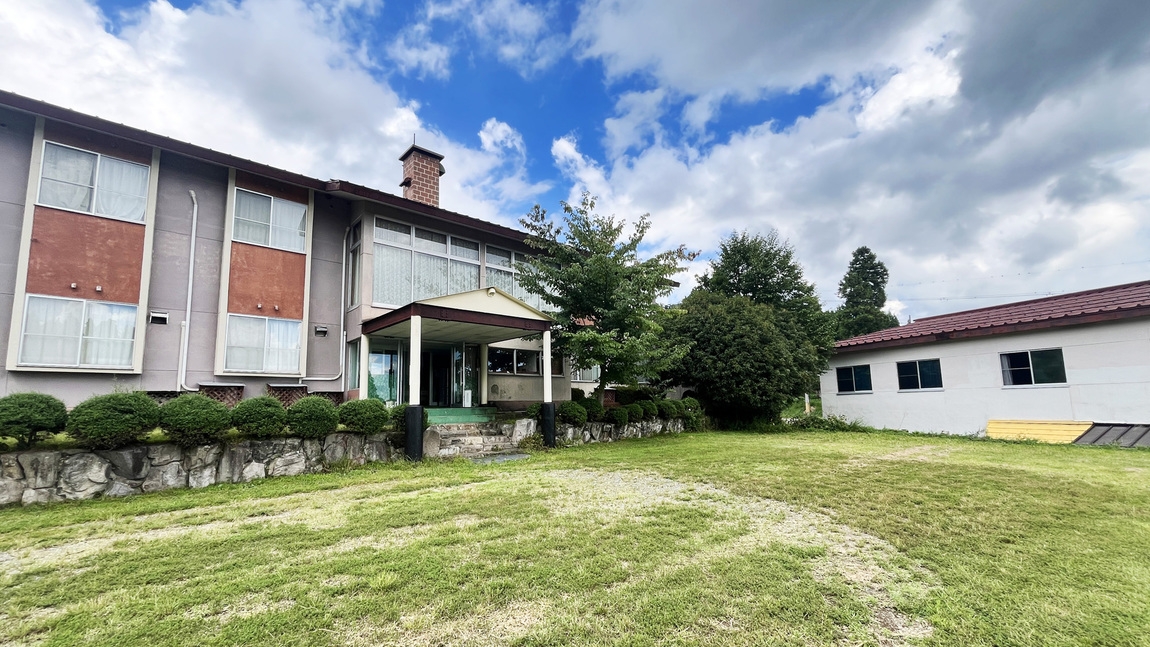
[405,405,424,461]
[541,402,556,448]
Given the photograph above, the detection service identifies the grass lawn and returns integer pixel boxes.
[1,431,1148,646]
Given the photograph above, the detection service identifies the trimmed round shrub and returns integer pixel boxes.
[581,397,605,422]
[669,399,686,418]
[0,392,68,449]
[607,406,629,427]
[339,398,390,435]
[656,400,677,420]
[625,403,644,422]
[638,400,658,419]
[525,403,542,420]
[287,396,339,439]
[681,397,702,414]
[160,394,230,448]
[66,392,160,450]
[570,388,586,402]
[557,400,588,427]
[231,396,287,439]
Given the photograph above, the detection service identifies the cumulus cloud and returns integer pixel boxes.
[566,0,1150,317]
[0,0,548,226]
[387,23,452,79]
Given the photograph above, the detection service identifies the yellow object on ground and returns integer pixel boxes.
[986,420,1093,444]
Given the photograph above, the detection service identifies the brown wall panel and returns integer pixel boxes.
[235,170,309,205]
[26,206,145,303]
[44,120,153,165]
[228,242,306,319]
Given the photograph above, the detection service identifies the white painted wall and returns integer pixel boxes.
[820,318,1150,435]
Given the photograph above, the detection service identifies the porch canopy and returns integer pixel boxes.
[361,287,556,406]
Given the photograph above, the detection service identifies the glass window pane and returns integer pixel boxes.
[451,238,479,260]
[20,296,84,365]
[488,347,514,373]
[853,365,872,391]
[234,190,272,245]
[270,199,306,252]
[1001,352,1032,385]
[347,340,360,389]
[1031,349,1066,384]
[836,367,854,393]
[515,349,541,375]
[413,252,449,301]
[266,319,300,373]
[551,352,563,376]
[486,246,513,269]
[81,302,136,367]
[373,244,412,306]
[918,359,943,389]
[40,143,96,211]
[487,267,515,294]
[95,157,149,221]
[897,362,920,390]
[225,315,266,371]
[375,219,411,245]
[413,228,447,253]
[449,259,479,294]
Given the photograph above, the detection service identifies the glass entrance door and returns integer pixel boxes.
[368,339,403,406]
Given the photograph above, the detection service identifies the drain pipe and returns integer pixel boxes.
[299,226,349,389]
[177,190,200,392]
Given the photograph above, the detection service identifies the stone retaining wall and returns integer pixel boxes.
[1,417,688,506]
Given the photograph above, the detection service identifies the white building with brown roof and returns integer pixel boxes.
[821,280,1150,443]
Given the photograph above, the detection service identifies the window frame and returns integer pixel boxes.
[18,294,137,370]
[36,140,151,224]
[347,220,361,309]
[371,217,481,308]
[487,347,547,376]
[485,246,546,311]
[571,365,601,383]
[896,358,944,391]
[835,364,872,394]
[223,313,303,375]
[231,187,308,253]
[1000,348,1067,387]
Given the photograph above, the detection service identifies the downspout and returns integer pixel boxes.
[177,190,200,392]
[299,226,349,389]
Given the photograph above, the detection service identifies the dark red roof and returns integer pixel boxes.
[836,279,1150,353]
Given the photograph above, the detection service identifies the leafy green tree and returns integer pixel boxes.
[517,192,697,401]
[664,291,824,425]
[835,246,900,340]
[697,230,834,359]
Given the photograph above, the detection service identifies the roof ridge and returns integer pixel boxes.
[910,278,1150,322]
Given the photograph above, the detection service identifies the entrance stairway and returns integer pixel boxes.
[425,407,498,425]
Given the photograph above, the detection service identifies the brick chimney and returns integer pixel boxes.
[399,144,445,208]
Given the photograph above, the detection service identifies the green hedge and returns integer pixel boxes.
[160,394,230,448]
[581,397,604,422]
[0,392,68,449]
[231,396,286,439]
[625,403,645,422]
[607,407,629,427]
[287,396,339,439]
[638,400,658,419]
[339,399,390,435]
[557,400,588,426]
[66,392,160,450]
[656,400,677,420]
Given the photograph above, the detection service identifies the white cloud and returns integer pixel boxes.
[0,0,548,227]
[603,89,666,156]
[387,23,452,79]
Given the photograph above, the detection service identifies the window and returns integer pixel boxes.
[38,142,150,222]
[372,218,480,307]
[233,189,307,253]
[20,295,136,368]
[224,314,301,373]
[488,347,544,375]
[485,246,545,310]
[836,365,872,393]
[572,365,601,383]
[347,222,361,308]
[347,339,360,389]
[1001,349,1066,386]
[897,359,943,390]
[551,351,564,376]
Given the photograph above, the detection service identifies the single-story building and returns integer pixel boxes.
[0,90,570,441]
[821,280,1150,443]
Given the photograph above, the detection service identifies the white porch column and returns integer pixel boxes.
[542,330,553,403]
[408,315,422,406]
[479,344,489,405]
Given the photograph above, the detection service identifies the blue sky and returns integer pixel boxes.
[3,0,1150,317]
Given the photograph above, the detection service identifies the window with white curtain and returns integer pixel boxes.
[19,295,136,368]
[232,188,307,253]
[38,142,150,222]
[372,218,481,307]
[485,247,544,310]
[224,314,301,373]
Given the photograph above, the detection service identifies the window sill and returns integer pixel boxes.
[231,239,307,256]
[35,203,146,225]
[835,390,873,395]
[11,363,139,374]
[220,371,304,379]
[897,388,944,393]
[1002,383,1069,390]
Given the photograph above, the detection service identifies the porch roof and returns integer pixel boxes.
[362,288,553,344]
